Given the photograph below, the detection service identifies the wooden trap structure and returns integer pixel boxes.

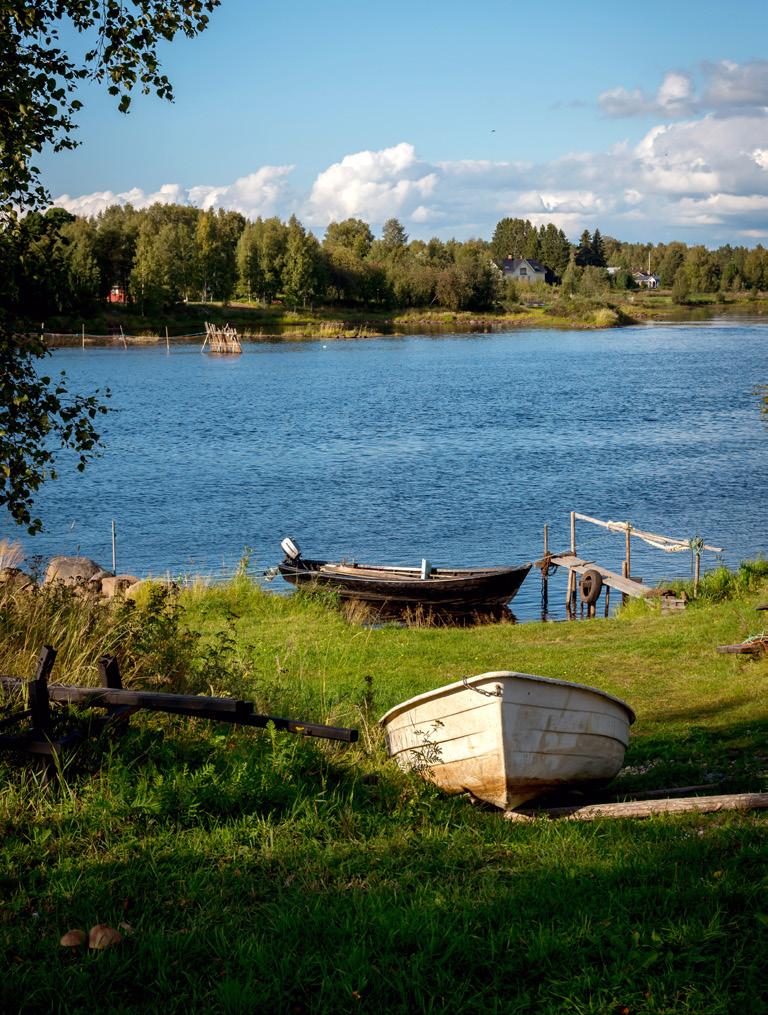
[201,321,241,354]
[0,647,357,779]
[536,512,723,619]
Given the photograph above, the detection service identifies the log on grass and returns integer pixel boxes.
[513,792,768,822]
[717,641,767,655]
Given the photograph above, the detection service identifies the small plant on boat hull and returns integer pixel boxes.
[408,719,445,774]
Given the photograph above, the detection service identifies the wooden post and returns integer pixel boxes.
[570,511,576,555]
[621,561,629,607]
[165,325,170,352]
[29,646,56,731]
[543,523,549,557]
[81,323,85,348]
[111,519,117,573]
[625,521,631,580]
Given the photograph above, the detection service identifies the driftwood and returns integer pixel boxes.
[717,639,768,655]
[509,792,768,822]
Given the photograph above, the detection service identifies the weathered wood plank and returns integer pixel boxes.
[535,553,653,599]
[0,678,359,743]
[513,792,768,821]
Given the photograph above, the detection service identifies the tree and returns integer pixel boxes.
[381,218,408,250]
[1,2,220,532]
[490,217,537,262]
[671,267,690,304]
[282,217,323,308]
[590,229,606,268]
[323,219,374,259]
[575,230,595,267]
[560,252,580,295]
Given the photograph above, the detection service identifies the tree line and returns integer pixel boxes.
[4,205,768,323]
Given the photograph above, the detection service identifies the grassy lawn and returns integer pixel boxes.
[1,573,767,1013]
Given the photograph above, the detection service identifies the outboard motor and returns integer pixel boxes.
[280,537,301,561]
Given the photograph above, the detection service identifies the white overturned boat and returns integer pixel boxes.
[380,671,635,810]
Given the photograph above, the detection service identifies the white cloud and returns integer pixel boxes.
[51,99,768,245]
[303,143,439,225]
[53,166,294,219]
[599,60,768,119]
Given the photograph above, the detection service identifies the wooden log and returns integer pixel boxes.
[716,641,767,655]
[0,678,358,743]
[514,792,768,821]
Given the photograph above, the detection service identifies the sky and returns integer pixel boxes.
[41,0,768,246]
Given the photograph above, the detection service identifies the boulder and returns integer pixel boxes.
[0,567,34,593]
[45,556,105,586]
[101,574,140,599]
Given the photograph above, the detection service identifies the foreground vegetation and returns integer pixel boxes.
[1,566,767,1013]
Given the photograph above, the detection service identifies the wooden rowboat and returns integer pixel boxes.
[276,538,531,612]
[380,671,635,810]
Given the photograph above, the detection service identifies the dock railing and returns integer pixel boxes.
[537,512,723,618]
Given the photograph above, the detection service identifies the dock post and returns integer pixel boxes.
[621,561,629,607]
[541,524,550,620]
[570,511,576,555]
[625,521,631,581]
[111,519,117,573]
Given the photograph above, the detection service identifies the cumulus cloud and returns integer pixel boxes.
[53,166,294,219]
[303,143,439,225]
[51,84,768,245]
[599,59,768,119]
[599,72,695,118]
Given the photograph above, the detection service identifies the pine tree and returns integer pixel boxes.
[590,228,606,268]
[575,230,594,267]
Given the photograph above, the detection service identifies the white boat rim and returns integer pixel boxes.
[379,670,636,727]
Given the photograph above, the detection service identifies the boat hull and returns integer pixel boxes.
[278,558,531,611]
[380,671,635,810]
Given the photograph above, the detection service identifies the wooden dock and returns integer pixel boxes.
[534,511,719,618]
[535,552,653,599]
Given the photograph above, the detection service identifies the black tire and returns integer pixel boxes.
[579,569,603,605]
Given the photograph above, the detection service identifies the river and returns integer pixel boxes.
[8,319,768,621]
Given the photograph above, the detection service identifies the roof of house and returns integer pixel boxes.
[502,257,547,273]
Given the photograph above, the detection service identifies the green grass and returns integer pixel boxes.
[1,574,767,1013]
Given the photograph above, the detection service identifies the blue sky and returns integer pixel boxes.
[42,0,768,245]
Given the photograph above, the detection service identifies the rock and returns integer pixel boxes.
[101,574,140,599]
[44,556,105,586]
[0,567,34,592]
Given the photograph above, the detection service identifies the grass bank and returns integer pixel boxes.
[40,290,768,346]
[1,571,767,1012]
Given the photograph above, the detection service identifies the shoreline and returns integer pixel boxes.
[39,297,768,348]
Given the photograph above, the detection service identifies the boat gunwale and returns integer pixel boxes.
[379,671,636,727]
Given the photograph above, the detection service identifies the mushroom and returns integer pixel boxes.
[59,929,87,947]
[88,923,123,949]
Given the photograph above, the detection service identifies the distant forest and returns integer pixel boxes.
[5,204,768,319]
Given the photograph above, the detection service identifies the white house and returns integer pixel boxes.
[632,271,660,289]
[502,257,548,284]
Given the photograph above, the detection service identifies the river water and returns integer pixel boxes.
[8,320,768,621]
